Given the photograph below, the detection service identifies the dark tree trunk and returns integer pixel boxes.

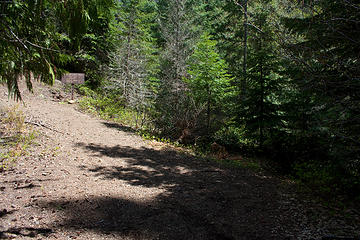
[242,0,248,99]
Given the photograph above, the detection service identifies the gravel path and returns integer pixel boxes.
[0,82,359,240]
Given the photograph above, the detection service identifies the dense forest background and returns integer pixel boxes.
[1,0,359,200]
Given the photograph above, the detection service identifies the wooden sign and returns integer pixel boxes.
[61,73,85,84]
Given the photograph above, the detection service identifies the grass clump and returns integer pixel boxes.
[0,105,38,171]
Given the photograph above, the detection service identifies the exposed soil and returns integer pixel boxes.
[0,81,359,240]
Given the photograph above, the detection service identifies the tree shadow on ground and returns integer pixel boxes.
[102,122,136,133]
[38,143,296,239]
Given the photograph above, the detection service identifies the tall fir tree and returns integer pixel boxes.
[240,1,289,148]
[186,33,232,135]
[108,0,159,117]
[154,0,199,137]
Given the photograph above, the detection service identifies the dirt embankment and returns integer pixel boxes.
[0,82,359,240]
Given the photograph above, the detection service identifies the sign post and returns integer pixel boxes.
[61,73,85,100]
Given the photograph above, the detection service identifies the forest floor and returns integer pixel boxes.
[0,81,359,240]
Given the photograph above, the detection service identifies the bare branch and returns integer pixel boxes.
[7,26,29,51]
[24,40,61,52]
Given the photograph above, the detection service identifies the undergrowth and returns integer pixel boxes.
[0,105,38,171]
[78,86,154,130]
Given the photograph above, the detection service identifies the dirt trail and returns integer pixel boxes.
[0,82,359,240]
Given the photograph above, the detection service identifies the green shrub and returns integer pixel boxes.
[78,90,153,130]
[294,161,335,195]
[78,86,97,97]
[294,159,360,199]
[213,125,251,149]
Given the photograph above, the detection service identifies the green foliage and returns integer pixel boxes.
[79,90,124,119]
[209,0,245,82]
[187,34,232,108]
[213,157,262,172]
[186,33,233,133]
[235,1,291,148]
[213,125,250,149]
[78,85,97,97]
[295,161,336,196]
[0,0,68,100]
[295,160,360,199]
[78,87,154,130]
[55,0,115,88]
[139,131,171,144]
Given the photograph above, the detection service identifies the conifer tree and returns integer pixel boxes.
[154,0,199,136]
[240,2,287,147]
[108,0,159,116]
[186,33,232,133]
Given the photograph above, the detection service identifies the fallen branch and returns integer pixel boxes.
[25,120,64,134]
